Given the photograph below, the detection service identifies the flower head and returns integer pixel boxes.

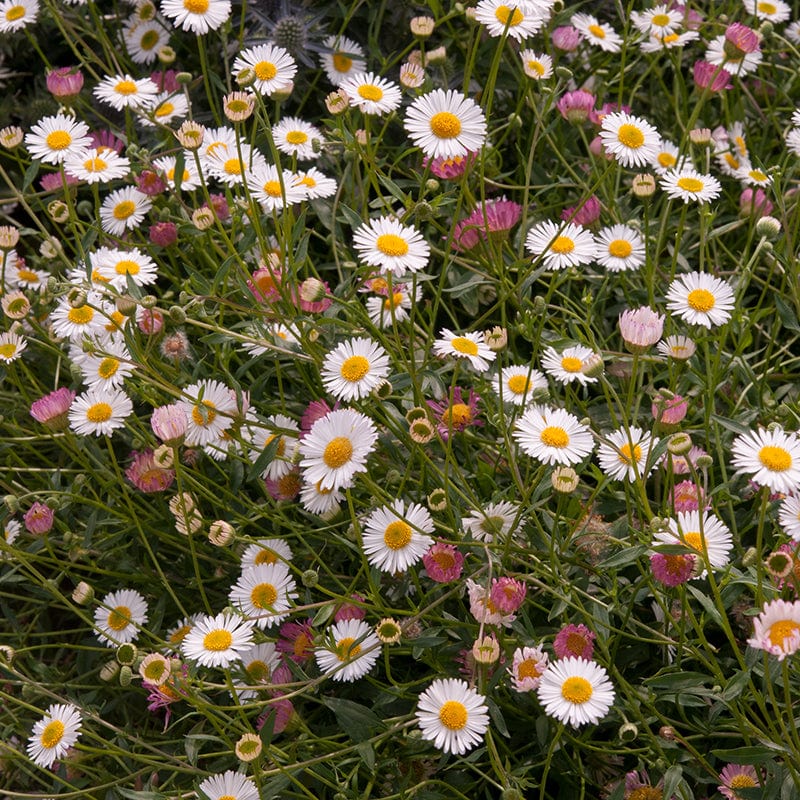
[422,541,464,582]
[362,501,434,573]
[597,426,659,482]
[537,657,615,727]
[27,703,82,768]
[525,220,596,271]
[181,612,255,668]
[747,599,800,660]
[405,89,487,159]
[94,588,149,646]
[433,329,496,372]
[514,405,594,466]
[160,0,231,34]
[553,623,596,660]
[416,678,490,754]
[508,645,549,692]
[315,618,381,681]
[599,111,660,168]
[321,337,391,401]
[731,426,800,494]
[666,271,734,328]
[352,215,430,278]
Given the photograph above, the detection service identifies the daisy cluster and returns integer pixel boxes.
[3,0,800,797]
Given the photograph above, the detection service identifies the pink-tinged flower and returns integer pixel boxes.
[423,151,478,180]
[508,645,548,692]
[144,663,188,731]
[664,445,706,474]
[334,594,366,622]
[257,694,294,735]
[204,193,230,221]
[771,544,800,594]
[150,69,179,93]
[650,552,696,587]
[469,198,523,242]
[553,623,596,660]
[89,129,125,154]
[672,479,705,512]
[276,618,315,663]
[489,577,527,614]
[149,221,177,247]
[557,90,596,124]
[151,403,187,444]
[739,187,773,217]
[136,170,167,197]
[591,102,631,125]
[718,764,760,800]
[624,770,669,800]
[552,25,581,51]
[619,307,665,353]
[451,218,482,252]
[24,502,54,535]
[137,308,164,335]
[426,387,482,440]
[561,195,601,227]
[652,394,688,426]
[296,277,332,313]
[248,266,282,304]
[30,387,75,430]
[747,598,800,660]
[670,2,703,29]
[46,67,84,101]
[40,172,79,191]
[693,61,732,92]
[724,22,761,56]
[467,578,516,626]
[422,541,464,582]
[300,399,334,435]
[265,469,302,501]
[125,449,175,493]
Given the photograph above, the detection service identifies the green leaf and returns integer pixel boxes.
[321,697,386,742]
[599,544,648,569]
[22,160,40,192]
[687,584,724,627]
[338,203,364,229]
[775,295,800,334]
[711,745,784,763]
[357,741,376,769]
[721,669,751,701]
[661,765,684,800]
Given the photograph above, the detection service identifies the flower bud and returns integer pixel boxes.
[72,581,94,605]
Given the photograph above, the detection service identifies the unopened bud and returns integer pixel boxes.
[667,432,693,455]
[71,581,94,605]
[632,174,656,198]
[618,722,638,742]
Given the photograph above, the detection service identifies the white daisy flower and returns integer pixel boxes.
[525,220,596,271]
[462,500,522,542]
[0,0,38,32]
[467,577,516,626]
[352,215,430,278]
[492,364,547,406]
[233,44,297,96]
[246,162,307,212]
[179,379,238,447]
[659,168,721,204]
[404,88,487,159]
[205,142,266,187]
[599,111,660,168]
[240,537,293,570]
[93,246,159,289]
[50,291,107,342]
[229,562,298,628]
[541,344,599,385]
[361,501,434,573]
[64,147,131,184]
[731,426,800,495]
[0,331,26,363]
[136,90,189,127]
[653,510,733,570]
[433,328,496,372]
[650,138,686,175]
[160,0,230,34]
[597,426,659,482]
[198,125,237,168]
[99,187,152,236]
[631,4,683,35]
[299,479,345,516]
[666,271,735,328]
[537,657,615,727]
[198,770,259,800]
[473,0,546,41]
[365,284,419,328]
[292,166,337,199]
[657,334,696,360]
[298,408,379,492]
[736,164,772,187]
[320,337,391,402]
[152,154,201,190]
[26,703,82,768]
[785,128,800,158]
[68,388,133,437]
[319,34,366,86]
[787,20,800,43]
[571,12,623,52]
[778,495,800,542]
[747,599,800,661]
[705,34,762,77]
[247,414,300,481]
[340,71,402,115]
[71,340,135,388]
[508,645,549,692]
[520,49,553,80]
[315,618,382,682]
[3,517,21,547]
[181,612,255,668]
[416,678,490,755]
[25,113,91,165]
[123,19,170,65]
[742,0,791,22]
[93,73,158,110]
[514,405,595,466]
[594,224,646,272]
[93,588,148,646]
[272,116,324,161]
[234,642,282,700]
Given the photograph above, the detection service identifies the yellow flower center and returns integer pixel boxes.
[676,176,703,193]
[333,53,352,72]
[336,636,361,661]
[340,354,370,382]
[561,675,593,703]
[608,239,632,258]
[651,13,671,26]
[629,788,663,800]
[767,619,800,648]
[98,357,120,379]
[263,180,283,197]
[618,443,642,465]
[46,130,72,151]
[757,1,776,12]
[658,152,677,168]
[724,153,740,170]
[115,80,138,95]
[255,61,277,80]
[246,659,270,682]
[451,336,478,355]
[251,582,278,609]
[517,658,543,680]
[443,403,472,427]
[169,624,191,644]
[0,343,17,358]
[83,157,108,172]
[113,200,136,220]
[297,175,316,187]
[254,548,278,565]
[686,288,716,312]
[183,0,208,12]
[617,123,645,149]
[40,720,65,749]
[662,33,679,44]
[438,699,468,730]
[286,130,308,145]
[759,445,791,472]
[115,259,140,275]
[507,374,529,394]
[203,629,233,651]
[540,426,569,448]
[293,631,311,657]
[140,30,159,49]
[550,235,575,254]
[6,5,25,20]
[682,531,703,551]
[588,24,606,38]
[730,775,757,789]
[108,604,132,631]
[383,291,404,310]
[749,170,767,182]
[429,111,462,139]
[357,84,384,102]
[87,402,113,423]
[495,5,523,25]
[561,356,582,372]
[143,659,167,681]
[431,550,455,570]
[191,400,217,427]
[223,158,242,175]
[323,436,353,468]
[264,434,286,457]
[17,268,39,282]
[375,233,409,257]
[384,520,412,550]
[527,60,546,76]
[155,102,174,118]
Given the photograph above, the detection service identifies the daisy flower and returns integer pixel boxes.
[631,5,683,36]
[571,12,623,52]
[525,220,596,271]
[416,678,490,755]
[26,703,82,768]
[247,415,300,481]
[240,537,293,570]
[554,624,596,660]
[320,337,391,402]
[93,246,158,289]
[599,111,660,168]
[594,224,646,272]
[426,386,482,439]
[659,168,721,203]
[537,657,615,727]
[298,407,378,492]
[72,340,135,389]
[473,0,546,41]
[736,164,772,187]
[520,49,553,80]
[340,72,402,115]
[0,0,38,32]
[246,162,307,212]
[492,364,547,405]
[705,34,762,77]
[68,388,133,437]
[99,187,152,236]
[298,478,345,516]
[718,764,760,800]
[3,517,21,547]
[205,142,266,187]
[136,91,189,128]
[650,139,686,174]
[25,113,91,165]
[508,645,549,692]
[181,612,255,668]
[467,578,516,626]
[731,426,800,494]
[272,116,324,160]
[653,510,733,570]
[597,426,659,482]
[779,495,800,542]
[319,34,366,86]
[404,88,487,159]
[423,541,464,582]
[785,129,800,158]
[179,379,237,447]
[160,0,230,34]
[747,599,800,660]
[0,331,26,363]
[462,500,522,542]
[198,770,258,800]
[352,216,430,278]
[93,73,158,111]
[433,328,496,372]
[94,588,148,646]
[234,641,282,700]
[666,271,735,328]
[152,155,201,191]
[514,405,594,466]
[365,284,419,328]
[233,44,297,96]
[541,344,599,385]
[64,147,131,185]
[657,334,696,360]
[229,562,298,628]
[123,19,170,65]
[292,167,337,199]
[361,501,434,573]
[315,618,381,682]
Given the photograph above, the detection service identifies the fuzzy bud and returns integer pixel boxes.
[71,581,94,605]
[208,519,234,546]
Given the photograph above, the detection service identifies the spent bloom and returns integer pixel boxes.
[553,623,596,660]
